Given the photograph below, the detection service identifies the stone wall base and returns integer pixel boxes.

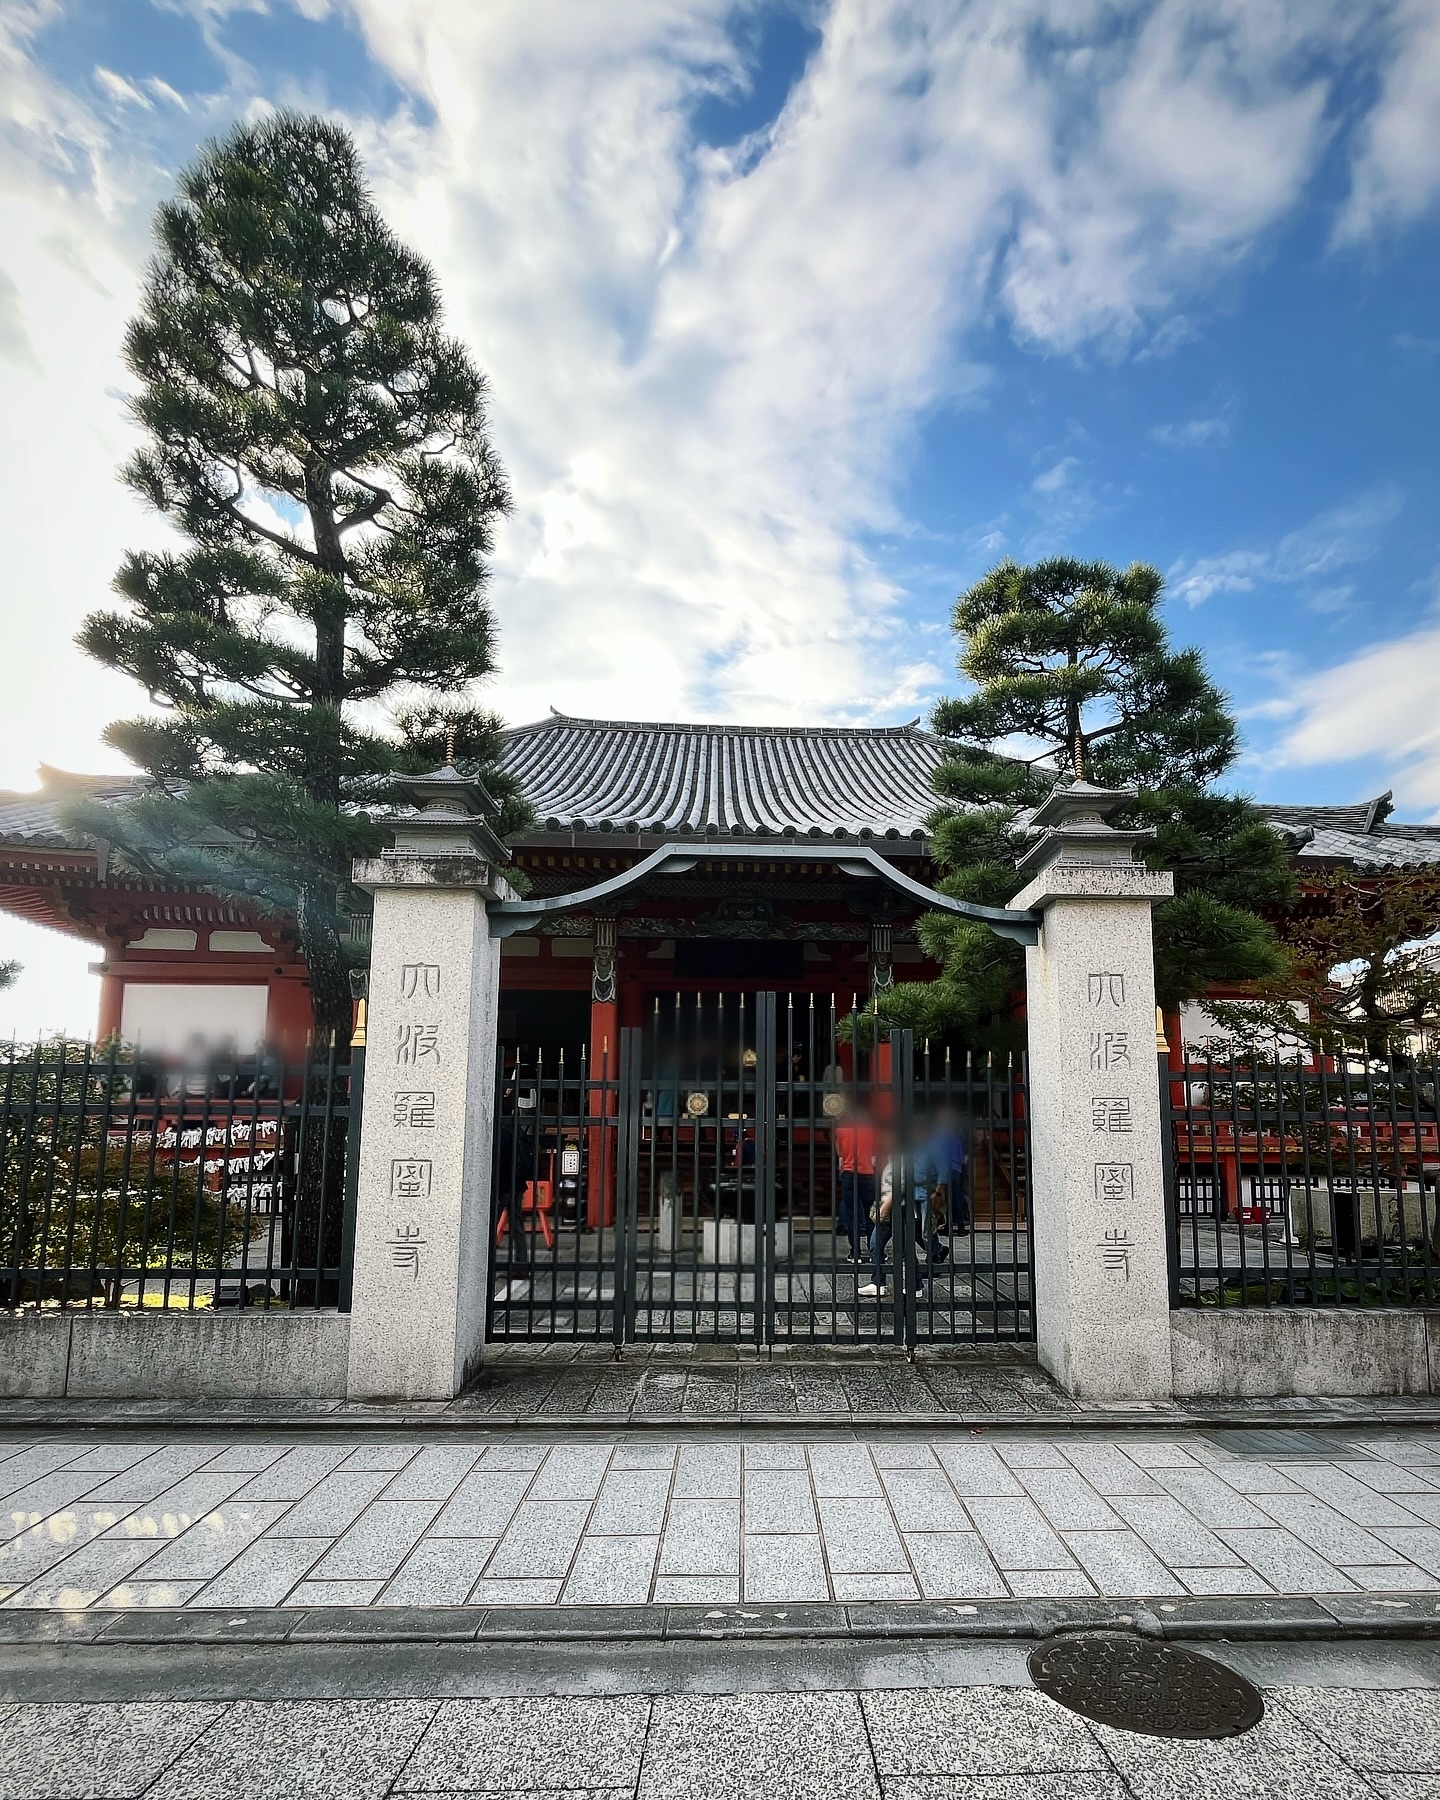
[0,1311,350,1401]
[5,1309,1440,1405]
[1170,1307,1439,1400]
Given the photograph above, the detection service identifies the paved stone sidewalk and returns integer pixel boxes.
[7,1425,1440,1613]
[1,1679,1438,1798]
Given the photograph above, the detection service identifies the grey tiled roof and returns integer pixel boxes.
[500,712,945,839]
[1257,799,1440,869]
[0,768,144,851]
[8,743,1440,872]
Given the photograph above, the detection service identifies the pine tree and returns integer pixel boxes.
[879,557,1293,1042]
[73,114,527,1044]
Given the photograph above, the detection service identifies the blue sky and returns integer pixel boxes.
[3,1,1440,1028]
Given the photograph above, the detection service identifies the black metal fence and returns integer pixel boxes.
[0,1041,363,1311]
[1165,1049,1440,1308]
[489,992,1032,1348]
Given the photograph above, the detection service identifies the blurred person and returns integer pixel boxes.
[921,1105,969,1239]
[493,1063,536,1294]
[177,1030,213,1099]
[860,1122,927,1300]
[833,1096,876,1264]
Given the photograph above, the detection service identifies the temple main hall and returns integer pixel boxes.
[1,709,1436,1062]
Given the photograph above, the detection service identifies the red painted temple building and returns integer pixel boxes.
[2,713,1439,1068]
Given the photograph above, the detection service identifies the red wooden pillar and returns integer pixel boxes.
[1222,1153,1243,1221]
[1165,1009,1184,1075]
[96,968,123,1043]
[1164,1007,1185,1109]
[833,988,855,1081]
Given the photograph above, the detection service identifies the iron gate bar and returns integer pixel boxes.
[757,992,777,1348]
[1163,1046,1440,1309]
[2,1043,355,1310]
[617,1030,640,1347]
[485,993,1035,1347]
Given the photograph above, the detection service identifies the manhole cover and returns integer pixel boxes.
[1027,1631,1264,1739]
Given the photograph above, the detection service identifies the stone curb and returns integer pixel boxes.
[1,1404,1439,1436]
[3,1593,1439,1648]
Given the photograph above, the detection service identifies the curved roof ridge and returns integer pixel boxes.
[506,711,934,741]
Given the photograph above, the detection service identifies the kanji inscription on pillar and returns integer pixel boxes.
[1087,972,1126,1006]
[1088,1031,1131,1071]
[1098,1228,1133,1280]
[396,1022,441,1065]
[390,1158,433,1201]
[400,963,441,998]
[1090,1095,1133,1133]
[1094,1161,1134,1207]
[388,1224,427,1280]
[392,1091,437,1129]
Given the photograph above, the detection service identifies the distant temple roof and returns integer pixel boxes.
[1256,794,1440,868]
[500,712,946,840]
[0,766,143,852]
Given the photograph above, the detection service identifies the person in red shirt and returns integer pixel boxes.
[834,1105,877,1264]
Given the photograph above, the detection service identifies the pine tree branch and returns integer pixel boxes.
[216,483,326,568]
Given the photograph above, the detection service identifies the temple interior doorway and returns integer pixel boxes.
[496,989,590,1062]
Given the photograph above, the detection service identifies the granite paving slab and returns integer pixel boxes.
[147,1697,438,1799]
[0,1700,226,1800]
[640,1691,877,1800]
[395,1695,650,1793]
[1093,1696,1379,1800]
[3,1425,1440,1615]
[3,1673,1440,1800]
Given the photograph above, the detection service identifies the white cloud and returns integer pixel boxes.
[998,0,1345,355]
[144,78,189,111]
[1337,0,1440,243]
[1169,549,1269,606]
[329,0,1408,729]
[0,5,185,798]
[1272,623,1440,815]
[1308,583,1357,617]
[1032,456,1079,495]
[93,66,153,110]
[1169,485,1405,606]
[0,265,38,368]
[360,1,1404,730]
[1272,485,1406,581]
[1150,414,1231,449]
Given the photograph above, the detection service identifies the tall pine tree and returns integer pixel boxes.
[881,557,1294,1043]
[75,114,527,1044]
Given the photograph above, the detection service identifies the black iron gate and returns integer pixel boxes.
[486,992,1032,1348]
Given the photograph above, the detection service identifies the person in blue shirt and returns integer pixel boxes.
[924,1107,969,1236]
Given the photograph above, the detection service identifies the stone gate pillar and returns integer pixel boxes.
[346,769,515,1401]
[1012,783,1175,1401]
